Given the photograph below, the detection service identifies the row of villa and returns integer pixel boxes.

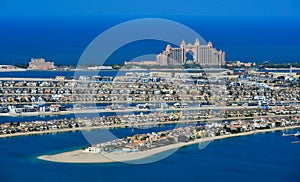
[0,70,299,106]
[85,116,300,153]
[1,105,299,136]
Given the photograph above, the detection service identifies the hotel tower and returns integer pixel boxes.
[156,38,225,66]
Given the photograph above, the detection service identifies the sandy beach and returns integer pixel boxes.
[38,125,300,164]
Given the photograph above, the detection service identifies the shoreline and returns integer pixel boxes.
[1,114,298,138]
[38,125,300,164]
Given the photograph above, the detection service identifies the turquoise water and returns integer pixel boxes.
[0,127,299,182]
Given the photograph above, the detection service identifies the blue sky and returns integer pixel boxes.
[0,0,300,64]
[1,0,299,18]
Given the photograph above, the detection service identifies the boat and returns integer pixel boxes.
[296,132,300,139]
[291,141,300,144]
[282,131,300,137]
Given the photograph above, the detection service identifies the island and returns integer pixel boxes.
[38,119,300,163]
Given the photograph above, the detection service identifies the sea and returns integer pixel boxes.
[1,16,300,65]
[0,126,299,182]
[0,70,299,181]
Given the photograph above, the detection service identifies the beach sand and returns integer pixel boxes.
[38,125,300,164]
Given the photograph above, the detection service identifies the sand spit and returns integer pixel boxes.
[38,125,300,164]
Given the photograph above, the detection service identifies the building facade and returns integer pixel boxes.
[156,38,225,66]
[28,58,54,70]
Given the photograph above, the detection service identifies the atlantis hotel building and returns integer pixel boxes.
[156,38,225,66]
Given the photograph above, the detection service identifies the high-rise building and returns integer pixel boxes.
[156,38,225,66]
[28,58,54,70]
